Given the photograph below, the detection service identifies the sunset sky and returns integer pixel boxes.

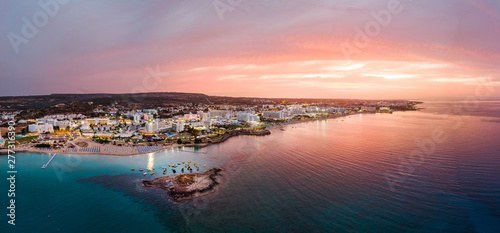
[1,0,499,99]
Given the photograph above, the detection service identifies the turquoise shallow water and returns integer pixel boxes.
[2,101,500,232]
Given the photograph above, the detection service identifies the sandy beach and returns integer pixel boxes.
[1,139,174,156]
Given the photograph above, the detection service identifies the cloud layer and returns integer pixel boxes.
[1,0,499,99]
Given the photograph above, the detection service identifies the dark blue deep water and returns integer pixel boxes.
[2,101,500,232]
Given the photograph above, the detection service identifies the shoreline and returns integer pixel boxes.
[268,111,364,128]
[0,111,397,156]
[0,142,173,156]
[196,128,271,149]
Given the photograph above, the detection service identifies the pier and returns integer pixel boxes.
[41,154,56,169]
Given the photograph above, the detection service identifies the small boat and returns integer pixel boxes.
[181,168,184,173]
[143,172,147,176]
[172,169,176,173]
[131,168,135,171]
[204,164,206,167]
[139,168,144,171]
[168,164,171,167]
[150,172,155,175]
[153,167,155,170]
[147,169,151,172]
[182,161,185,164]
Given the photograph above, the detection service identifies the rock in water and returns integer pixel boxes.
[142,168,222,201]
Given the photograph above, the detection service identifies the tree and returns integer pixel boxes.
[186,126,200,139]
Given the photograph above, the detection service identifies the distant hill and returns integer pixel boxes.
[0,92,272,111]
[0,92,414,113]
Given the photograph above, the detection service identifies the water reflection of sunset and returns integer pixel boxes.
[147,153,155,170]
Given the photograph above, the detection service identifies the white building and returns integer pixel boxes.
[263,111,285,120]
[145,121,159,133]
[143,109,158,115]
[201,118,213,129]
[209,110,232,119]
[290,108,306,115]
[158,120,170,132]
[173,122,185,133]
[81,130,95,137]
[379,107,392,112]
[197,111,209,119]
[306,106,319,113]
[114,131,133,138]
[133,114,142,123]
[237,113,260,122]
[80,123,91,130]
[360,106,376,112]
[86,118,109,125]
[305,106,345,114]
[94,131,113,137]
[1,115,15,121]
[28,123,54,133]
[54,120,76,129]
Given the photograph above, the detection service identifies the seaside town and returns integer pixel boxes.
[0,97,419,155]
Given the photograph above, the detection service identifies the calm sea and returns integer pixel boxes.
[2,101,500,232]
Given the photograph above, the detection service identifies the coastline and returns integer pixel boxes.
[0,130,271,156]
[196,128,271,148]
[0,111,399,156]
[267,111,364,129]
[0,141,173,156]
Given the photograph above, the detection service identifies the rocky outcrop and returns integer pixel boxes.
[142,168,222,201]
